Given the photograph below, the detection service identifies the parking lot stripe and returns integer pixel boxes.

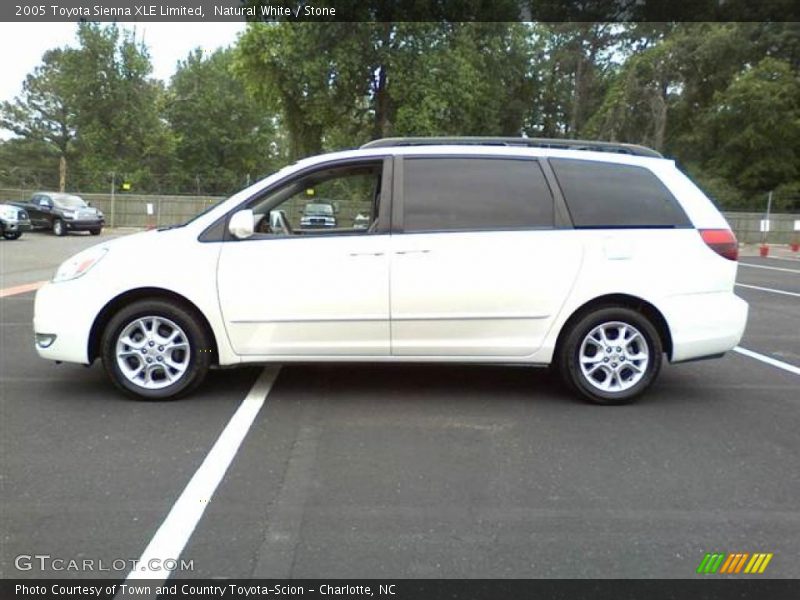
[739,263,800,274]
[735,283,800,298]
[123,366,281,584]
[0,280,47,298]
[734,347,800,376]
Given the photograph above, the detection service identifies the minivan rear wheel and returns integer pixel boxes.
[100,299,211,400]
[558,307,663,405]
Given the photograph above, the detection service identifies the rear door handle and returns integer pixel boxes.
[395,249,430,255]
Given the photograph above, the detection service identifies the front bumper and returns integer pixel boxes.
[63,218,104,231]
[33,281,96,364]
[2,220,32,232]
[661,292,749,362]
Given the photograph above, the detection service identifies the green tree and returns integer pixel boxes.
[528,23,619,138]
[700,57,800,198]
[64,23,175,191]
[235,22,538,158]
[235,23,362,159]
[0,48,77,191]
[167,48,281,194]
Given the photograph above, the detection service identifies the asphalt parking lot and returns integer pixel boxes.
[1,231,798,580]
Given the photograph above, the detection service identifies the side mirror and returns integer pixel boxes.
[228,209,255,239]
[41,204,51,212]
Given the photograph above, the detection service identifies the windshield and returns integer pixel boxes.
[305,203,334,216]
[54,195,88,209]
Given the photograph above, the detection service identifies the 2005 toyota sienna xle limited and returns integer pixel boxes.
[33,137,748,405]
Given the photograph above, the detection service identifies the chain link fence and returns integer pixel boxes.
[722,212,800,244]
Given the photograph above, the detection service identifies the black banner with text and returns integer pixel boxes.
[5,579,800,600]
[2,0,800,23]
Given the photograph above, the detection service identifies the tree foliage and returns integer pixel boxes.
[167,48,281,194]
[1,21,799,210]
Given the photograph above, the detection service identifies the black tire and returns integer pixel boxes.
[3,231,22,240]
[53,218,66,236]
[100,299,212,400]
[557,306,663,405]
[90,228,102,236]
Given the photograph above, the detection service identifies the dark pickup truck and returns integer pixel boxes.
[11,192,104,236]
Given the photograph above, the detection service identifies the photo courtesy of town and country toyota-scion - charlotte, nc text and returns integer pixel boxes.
[15,583,392,597]
[14,3,337,18]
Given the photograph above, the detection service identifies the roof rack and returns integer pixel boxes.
[360,136,662,158]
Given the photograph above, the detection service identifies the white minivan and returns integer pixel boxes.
[33,138,748,404]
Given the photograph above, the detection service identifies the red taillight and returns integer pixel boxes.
[699,229,739,261]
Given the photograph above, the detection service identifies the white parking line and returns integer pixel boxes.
[739,263,800,274]
[735,283,800,298]
[753,255,800,263]
[123,366,280,584]
[734,347,800,376]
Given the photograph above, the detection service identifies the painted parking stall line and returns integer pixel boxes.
[739,263,800,274]
[123,366,280,584]
[734,347,800,376]
[735,283,800,298]
[0,280,47,298]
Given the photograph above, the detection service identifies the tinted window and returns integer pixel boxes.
[550,159,690,228]
[403,158,553,232]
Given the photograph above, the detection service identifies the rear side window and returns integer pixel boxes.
[402,158,553,232]
[550,158,690,228]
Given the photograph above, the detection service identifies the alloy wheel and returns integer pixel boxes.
[115,316,191,390]
[578,321,650,393]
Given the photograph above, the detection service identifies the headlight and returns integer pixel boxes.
[52,247,108,283]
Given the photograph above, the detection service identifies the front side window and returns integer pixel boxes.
[248,162,382,236]
[402,158,554,232]
[550,158,690,228]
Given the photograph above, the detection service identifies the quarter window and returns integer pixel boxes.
[550,159,690,228]
[402,158,554,232]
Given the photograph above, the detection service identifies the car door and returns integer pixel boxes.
[37,195,56,227]
[217,158,392,357]
[390,155,583,358]
[27,195,45,226]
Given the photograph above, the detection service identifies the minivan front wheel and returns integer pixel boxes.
[100,299,211,400]
[558,307,663,405]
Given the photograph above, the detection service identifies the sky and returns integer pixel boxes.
[0,22,247,106]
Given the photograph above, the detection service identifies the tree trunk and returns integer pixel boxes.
[569,55,585,136]
[374,65,389,139]
[651,83,668,152]
[59,155,66,192]
[373,23,393,139]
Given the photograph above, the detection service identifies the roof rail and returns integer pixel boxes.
[360,136,662,158]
